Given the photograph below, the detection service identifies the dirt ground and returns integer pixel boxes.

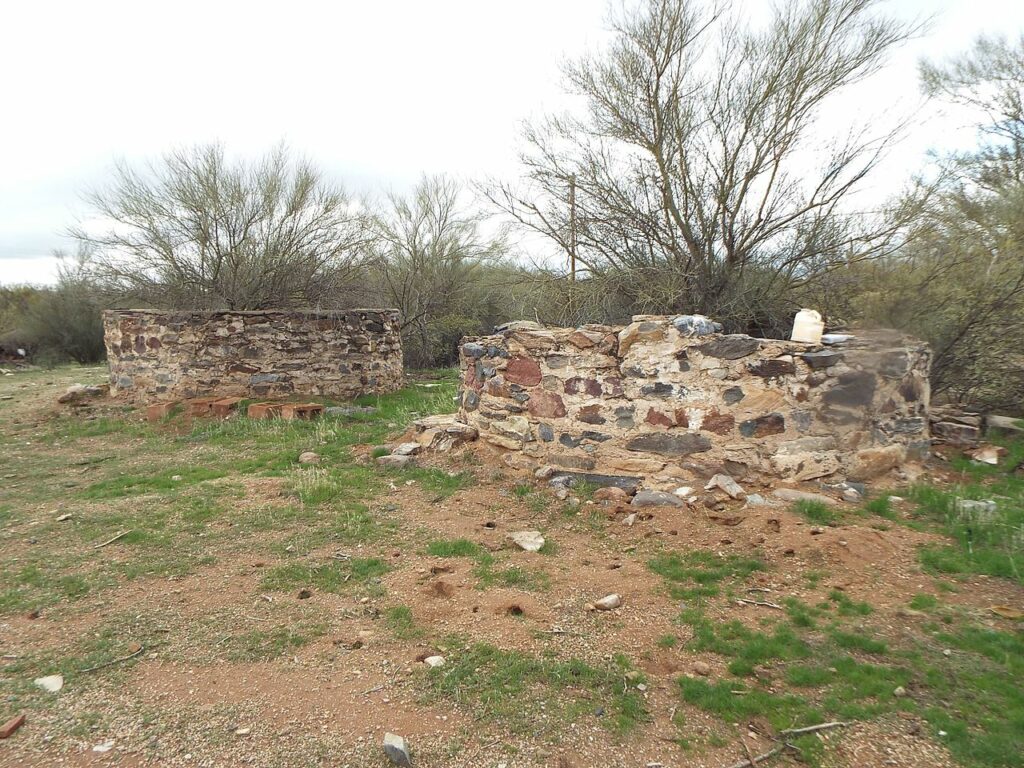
[0,366,1021,768]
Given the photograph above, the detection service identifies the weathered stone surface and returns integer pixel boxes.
[701,410,735,435]
[537,423,554,442]
[564,377,602,396]
[505,356,543,386]
[548,454,597,471]
[578,405,606,425]
[625,433,712,455]
[672,314,722,337]
[528,391,566,418]
[773,488,837,506]
[383,732,412,767]
[618,320,667,356]
[739,413,785,437]
[104,309,403,402]
[723,386,745,405]
[551,472,642,492]
[509,530,545,552]
[748,357,796,377]
[705,473,746,499]
[801,350,842,369]
[632,490,686,507]
[645,408,674,428]
[377,454,414,468]
[594,486,631,502]
[697,335,760,360]
[491,416,532,442]
[824,370,877,408]
[847,445,904,480]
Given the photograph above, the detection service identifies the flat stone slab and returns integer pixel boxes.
[631,490,686,508]
[549,473,642,493]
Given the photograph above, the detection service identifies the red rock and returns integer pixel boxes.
[528,391,566,418]
[0,714,26,739]
[187,397,221,416]
[146,401,180,423]
[247,402,283,419]
[212,397,243,417]
[280,403,324,421]
[701,410,735,435]
[505,356,542,386]
[645,408,674,428]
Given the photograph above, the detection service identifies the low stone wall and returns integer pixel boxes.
[457,317,930,485]
[103,309,403,402]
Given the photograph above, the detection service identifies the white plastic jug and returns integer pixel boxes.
[791,309,824,344]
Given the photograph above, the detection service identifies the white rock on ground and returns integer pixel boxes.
[704,473,746,499]
[673,486,696,500]
[298,451,320,464]
[423,655,446,668]
[34,674,64,693]
[594,594,622,611]
[383,732,412,766]
[509,530,545,552]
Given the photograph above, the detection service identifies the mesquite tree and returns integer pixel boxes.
[486,0,918,333]
[72,144,370,310]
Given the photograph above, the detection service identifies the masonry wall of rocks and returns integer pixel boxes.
[457,318,930,485]
[103,309,403,402]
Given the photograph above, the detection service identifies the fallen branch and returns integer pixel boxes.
[721,722,850,768]
[724,743,788,768]
[80,645,145,673]
[779,721,849,737]
[93,530,131,549]
[736,598,784,611]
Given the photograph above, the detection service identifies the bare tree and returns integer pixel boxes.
[485,0,918,333]
[72,144,370,310]
[367,176,509,367]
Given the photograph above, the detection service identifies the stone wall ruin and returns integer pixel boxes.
[103,309,403,402]
[457,317,930,486]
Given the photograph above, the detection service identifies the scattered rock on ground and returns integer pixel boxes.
[57,383,108,404]
[594,486,630,503]
[842,487,862,503]
[673,486,696,500]
[383,732,412,766]
[772,488,837,506]
[377,454,415,469]
[969,444,1007,465]
[631,490,685,508]
[34,675,63,693]
[593,594,622,611]
[392,443,422,456]
[298,451,320,464]
[692,661,711,677]
[423,655,445,668]
[509,530,545,552]
[704,473,746,500]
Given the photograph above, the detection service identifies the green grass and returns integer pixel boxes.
[909,593,939,611]
[80,467,228,499]
[648,550,765,600]
[427,538,486,558]
[259,557,390,594]
[384,605,425,640]
[473,556,550,591]
[225,623,326,662]
[828,589,873,616]
[905,438,1024,583]
[424,640,648,737]
[792,499,840,525]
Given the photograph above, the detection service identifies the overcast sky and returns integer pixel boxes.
[2,0,1023,285]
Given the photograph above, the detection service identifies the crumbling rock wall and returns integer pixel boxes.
[457,317,930,484]
[103,309,403,402]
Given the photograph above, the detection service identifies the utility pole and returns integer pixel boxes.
[568,174,577,283]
